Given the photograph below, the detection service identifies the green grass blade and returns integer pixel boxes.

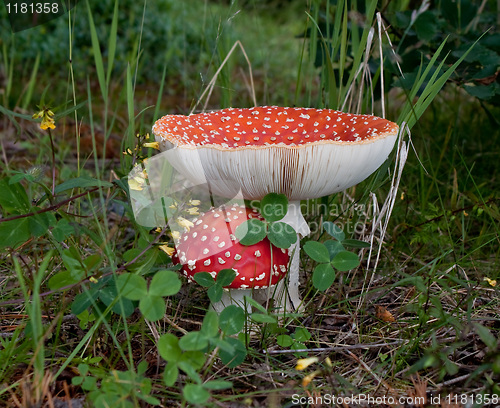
[106,0,119,85]
[86,0,107,101]
[399,35,484,129]
[342,0,377,98]
[21,52,40,111]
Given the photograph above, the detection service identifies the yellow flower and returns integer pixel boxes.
[33,107,56,131]
[302,370,320,387]
[143,142,160,150]
[176,217,194,231]
[189,199,201,206]
[169,201,178,210]
[295,357,318,371]
[159,245,175,256]
[186,207,199,215]
[171,230,181,240]
[40,118,56,130]
[483,277,497,287]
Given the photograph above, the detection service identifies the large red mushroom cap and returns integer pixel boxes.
[172,204,289,289]
[153,106,399,201]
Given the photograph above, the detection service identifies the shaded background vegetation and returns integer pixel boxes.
[0,0,499,406]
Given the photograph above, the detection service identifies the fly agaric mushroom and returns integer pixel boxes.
[153,106,399,310]
[172,203,289,312]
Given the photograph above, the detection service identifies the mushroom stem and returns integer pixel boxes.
[279,200,310,311]
[210,289,253,314]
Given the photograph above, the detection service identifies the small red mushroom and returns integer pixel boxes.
[172,203,289,311]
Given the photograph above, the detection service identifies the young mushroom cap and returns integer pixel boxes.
[172,204,289,289]
[153,106,399,201]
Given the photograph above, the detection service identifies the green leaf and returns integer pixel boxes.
[294,328,312,342]
[303,241,330,263]
[193,272,215,287]
[342,239,370,248]
[219,337,247,368]
[0,178,30,214]
[203,380,233,390]
[110,297,135,317]
[139,296,165,321]
[219,305,245,335]
[268,222,297,248]
[77,363,90,377]
[54,177,113,194]
[178,361,202,384]
[179,331,209,351]
[0,218,31,249]
[201,311,219,338]
[48,270,80,290]
[473,323,497,350]
[312,263,336,291]
[414,11,438,42]
[324,240,344,260]
[28,211,55,237]
[158,333,182,363]
[96,284,118,310]
[81,375,98,391]
[216,269,236,287]
[331,251,360,271]
[61,246,84,272]
[83,254,101,272]
[261,193,288,222]
[178,351,206,370]
[9,172,35,185]
[183,384,210,405]
[52,219,75,242]
[464,83,498,100]
[211,338,235,354]
[149,269,181,297]
[235,219,267,246]
[207,284,223,303]
[277,334,294,347]
[123,247,157,275]
[250,313,277,324]
[116,273,147,300]
[71,289,99,315]
[323,221,345,241]
[163,362,179,387]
